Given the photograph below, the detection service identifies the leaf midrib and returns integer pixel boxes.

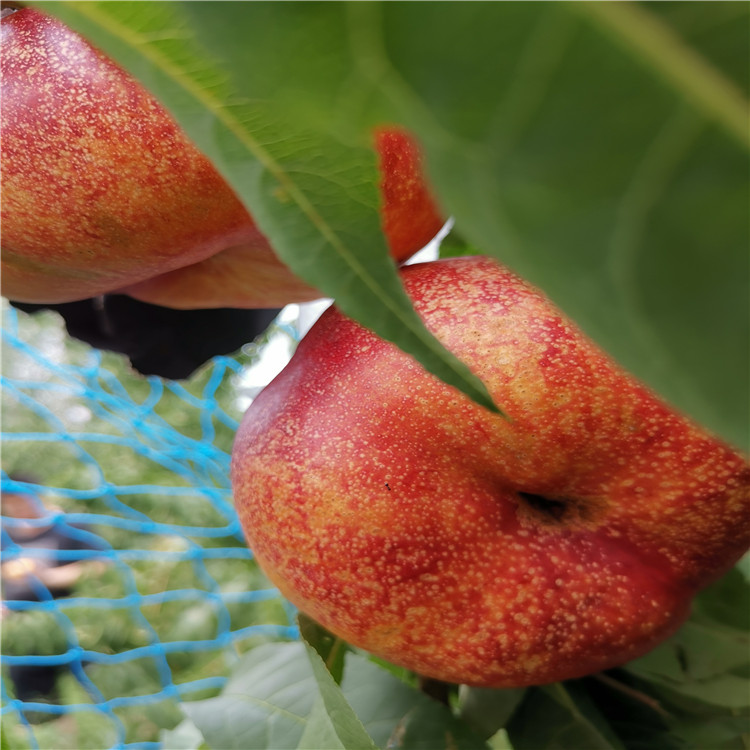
[62,1,498,411]
[571,1,750,151]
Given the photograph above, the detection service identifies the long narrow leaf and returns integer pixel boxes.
[40,1,500,415]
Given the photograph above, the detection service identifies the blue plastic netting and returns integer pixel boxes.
[1,302,304,750]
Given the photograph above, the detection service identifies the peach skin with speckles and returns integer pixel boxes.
[119,129,444,309]
[1,8,443,307]
[231,256,750,687]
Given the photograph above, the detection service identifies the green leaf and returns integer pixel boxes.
[340,654,426,748]
[340,654,490,750]
[670,715,750,750]
[159,718,209,750]
[66,0,747,448]
[488,729,515,750]
[627,620,750,682]
[692,567,750,632]
[507,683,627,750]
[303,643,379,750]
[636,674,750,711]
[374,1,750,449]
[296,699,347,750]
[298,613,348,685]
[625,618,750,708]
[365,655,420,688]
[178,642,379,750]
[180,642,318,750]
[43,2,750,446]
[458,686,527,740]
[40,1,500,418]
[579,673,680,750]
[394,703,494,750]
[573,2,748,147]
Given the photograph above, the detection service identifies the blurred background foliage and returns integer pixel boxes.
[1,303,295,748]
